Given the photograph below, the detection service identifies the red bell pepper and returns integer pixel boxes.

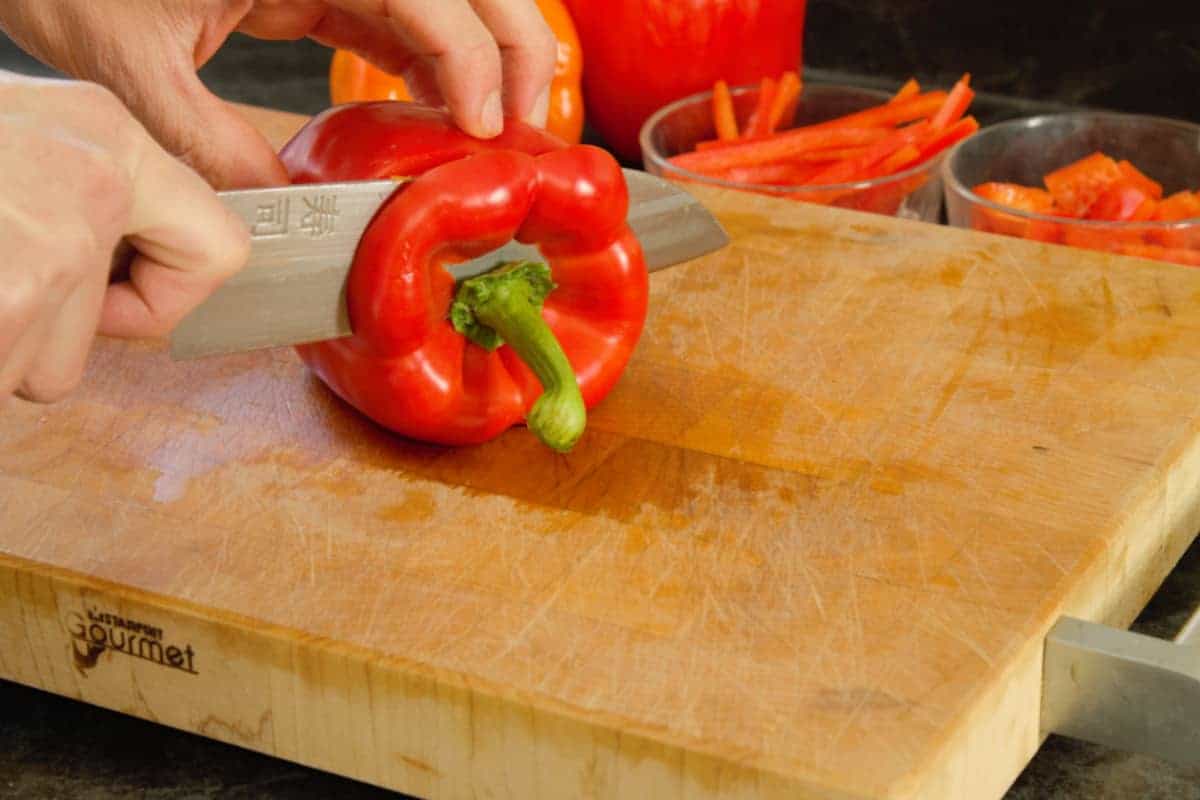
[279,103,648,451]
[564,0,807,161]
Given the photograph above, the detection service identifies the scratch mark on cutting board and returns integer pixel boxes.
[484,529,611,666]
[928,305,992,425]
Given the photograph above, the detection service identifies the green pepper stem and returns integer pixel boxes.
[450,262,585,452]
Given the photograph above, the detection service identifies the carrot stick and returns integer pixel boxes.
[670,127,891,173]
[789,145,876,163]
[929,73,973,130]
[712,79,739,141]
[915,115,979,160]
[804,122,931,185]
[889,78,921,103]
[879,144,922,174]
[716,162,825,185]
[743,76,778,138]
[804,91,948,132]
[763,70,802,134]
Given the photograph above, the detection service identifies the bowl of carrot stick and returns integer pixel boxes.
[639,72,978,221]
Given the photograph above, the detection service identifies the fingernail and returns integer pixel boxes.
[479,90,503,137]
[527,86,550,128]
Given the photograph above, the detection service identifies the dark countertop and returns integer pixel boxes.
[3,9,1200,798]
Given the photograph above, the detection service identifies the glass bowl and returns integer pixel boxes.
[943,112,1200,265]
[639,83,946,221]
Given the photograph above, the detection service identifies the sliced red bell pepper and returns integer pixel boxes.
[279,102,648,451]
[1042,152,1124,217]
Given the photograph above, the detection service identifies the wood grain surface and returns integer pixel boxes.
[4,104,1200,800]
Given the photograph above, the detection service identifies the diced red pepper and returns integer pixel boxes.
[1153,191,1200,221]
[970,182,1061,242]
[1148,191,1200,248]
[1043,152,1124,217]
[1087,179,1158,222]
[1118,243,1200,266]
[1116,160,1163,200]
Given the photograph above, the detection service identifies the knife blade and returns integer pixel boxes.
[168,169,728,360]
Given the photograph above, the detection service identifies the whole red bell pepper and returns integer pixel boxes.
[563,0,807,162]
[278,103,648,451]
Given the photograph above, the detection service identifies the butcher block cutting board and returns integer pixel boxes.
[5,104,1200,800]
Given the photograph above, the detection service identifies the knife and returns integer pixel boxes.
[167,169,728,360]
[1041,610,1200,766]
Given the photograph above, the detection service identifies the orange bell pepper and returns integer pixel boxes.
[328,0,585,144]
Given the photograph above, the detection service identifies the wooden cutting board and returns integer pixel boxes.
[4,104,1200,800]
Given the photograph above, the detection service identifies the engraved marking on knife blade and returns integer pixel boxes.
[299,194,340,238]
[250,197,289,237]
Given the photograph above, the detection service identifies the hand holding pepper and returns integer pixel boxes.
[0,0,557,188]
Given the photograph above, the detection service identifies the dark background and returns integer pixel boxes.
[2,2,1200,798]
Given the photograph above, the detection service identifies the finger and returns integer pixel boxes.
[310,13,447,106]
[15,265,106,402]
[99,130,250,338]
[467,0,555,126]
[0,311,51,400]
[324,0,505,138]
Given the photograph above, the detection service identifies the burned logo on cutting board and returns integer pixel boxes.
[63,605,198,677]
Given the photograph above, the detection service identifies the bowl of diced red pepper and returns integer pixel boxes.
[639,73,979,221]
[943,112,1200,266]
